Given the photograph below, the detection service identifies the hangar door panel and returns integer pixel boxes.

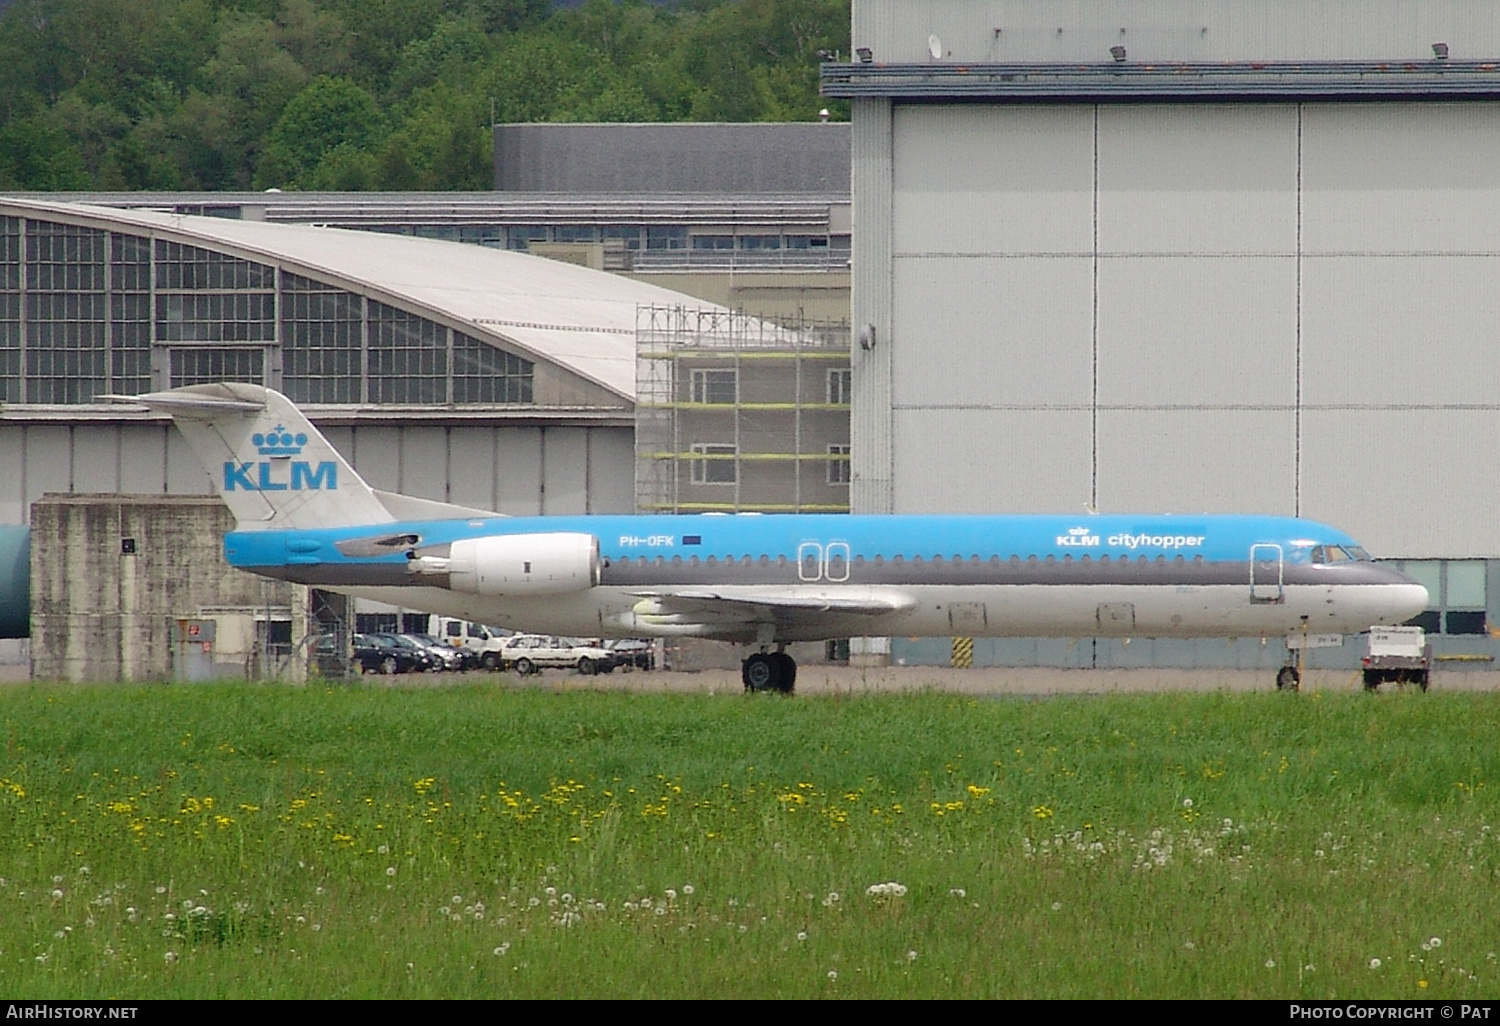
[892,105,1094,256]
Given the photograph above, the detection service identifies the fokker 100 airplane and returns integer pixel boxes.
[118,384,1429,693]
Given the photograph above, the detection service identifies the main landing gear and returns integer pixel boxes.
[742,650,796,694]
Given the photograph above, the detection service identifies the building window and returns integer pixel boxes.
[691,368,736,405]
[368,301,446,404]
[282,274,363,403]
[740,235,781,250]
[25,221,106,402]
[453,332,533,404]
[170,346,265,387]
[554,226,598,244]
[646,226,686,250]
[827,367,852,405]
[691,235,734,250]
[827,444,851,485]
[690,443,737,484]
[603,226,643,250]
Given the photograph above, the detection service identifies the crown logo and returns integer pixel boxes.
[1068,526,1090,536]
[253,425,307,457]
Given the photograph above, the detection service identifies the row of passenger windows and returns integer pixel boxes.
[609,553,1210,567]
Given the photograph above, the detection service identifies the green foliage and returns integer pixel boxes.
[0,0,853,191]
[1,685,1499,997]
[0,115,89,188]
[256,75,384,188]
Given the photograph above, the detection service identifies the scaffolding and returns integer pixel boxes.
[635,305,851,514]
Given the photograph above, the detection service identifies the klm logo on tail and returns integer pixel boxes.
[223,425,338,492]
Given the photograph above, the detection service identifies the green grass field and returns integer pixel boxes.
[0,681,1496,999]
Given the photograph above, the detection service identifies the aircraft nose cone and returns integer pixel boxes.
[1391,583,1430,624]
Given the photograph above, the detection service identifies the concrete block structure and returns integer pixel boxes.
[29,495,306,682]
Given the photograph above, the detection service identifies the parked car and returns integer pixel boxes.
[498,635,615,676]
[353,633,430,675]
[400,633,467,671]
[607,639,655,671]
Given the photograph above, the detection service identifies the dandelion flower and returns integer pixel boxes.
[1051,901,1062,911]
[163,951,178,964]
[1182,798,1193,808]
[1369,958,1382,969]
[949,888,966,898]
[797,931,808,941]
[907,950,918,962]
[1265,959,1276,969]
[827,970,838,980]
[683,885,694,896]
[1430,936,1443,949]
[386,867,396,877]
[50,889,63,900]
[665,889,677,901]
[1422,941,1433,952]
[452,895,464,905]
[493,944,510,956]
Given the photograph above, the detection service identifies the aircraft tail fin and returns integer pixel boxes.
[114,383,395,530]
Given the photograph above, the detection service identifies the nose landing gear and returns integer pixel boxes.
[742,650,796,694]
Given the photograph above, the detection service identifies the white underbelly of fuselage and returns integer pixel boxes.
[330,581,1420,642]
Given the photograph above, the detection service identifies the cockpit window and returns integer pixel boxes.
[1310,544,1372,565]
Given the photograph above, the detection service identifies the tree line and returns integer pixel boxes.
[0,0,850,191]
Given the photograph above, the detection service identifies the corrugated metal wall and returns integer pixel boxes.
[0,421,637,525]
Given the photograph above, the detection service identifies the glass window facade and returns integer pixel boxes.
[282,273,362,404]
[0,215,536,407]
[453,332,532,404]
[1386,558,1490,636]
[369,302,446,404]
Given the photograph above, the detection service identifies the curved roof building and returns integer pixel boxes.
[0,197,714,407]
[0,197,724,524]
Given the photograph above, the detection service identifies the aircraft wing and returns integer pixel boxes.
[623,587,916,638]
[647,588,915,615]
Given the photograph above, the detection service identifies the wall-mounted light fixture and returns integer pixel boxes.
[856,46,873,63]
[1433,42,1450,59]
[1109,45,1127,62]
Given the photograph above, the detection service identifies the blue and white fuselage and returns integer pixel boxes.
[116,384,1428,678]
[224,511,1425,644]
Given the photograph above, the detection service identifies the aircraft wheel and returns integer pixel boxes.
[1275,665,1300,692]
[515,657,536,677]
[772,652,796,694]
[578,657,596,676]
[742,653,779,692]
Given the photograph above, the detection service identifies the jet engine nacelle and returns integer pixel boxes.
[448,533,601,596]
